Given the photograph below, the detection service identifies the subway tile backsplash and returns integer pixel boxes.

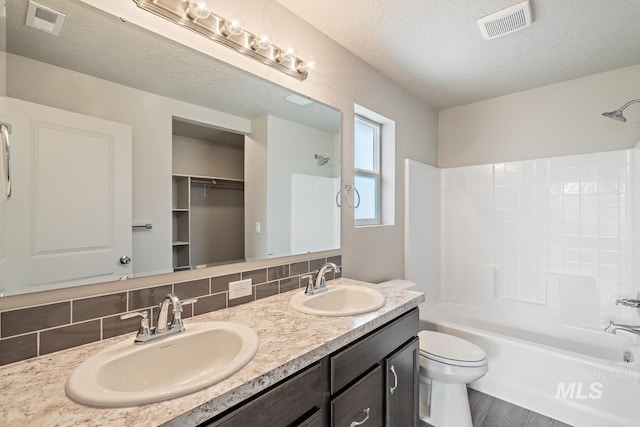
[0,255,340,366]
[1,301,70,338]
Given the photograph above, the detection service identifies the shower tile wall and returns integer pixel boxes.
[441,147,637,326]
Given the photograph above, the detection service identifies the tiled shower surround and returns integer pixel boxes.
[0,255,341,366]
[441,146,639,329]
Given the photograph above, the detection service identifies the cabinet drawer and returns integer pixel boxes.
[330,308,418,393]
[297,408,325,427]
[207,362,326,427]
[331,365,383,427]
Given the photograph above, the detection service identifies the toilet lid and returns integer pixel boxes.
[418,331,487,367]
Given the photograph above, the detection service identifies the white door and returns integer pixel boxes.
[3,98,132,294]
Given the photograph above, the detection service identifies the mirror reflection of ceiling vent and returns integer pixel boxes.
[26,1,66,36]
[478,0,532,40]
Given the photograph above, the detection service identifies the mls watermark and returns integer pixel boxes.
[555,382,603,400]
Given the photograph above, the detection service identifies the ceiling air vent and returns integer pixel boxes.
[478,0,532,40]
[25,1,66,36]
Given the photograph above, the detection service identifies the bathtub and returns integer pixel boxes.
[420,300,640,427]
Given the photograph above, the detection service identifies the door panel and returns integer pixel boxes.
[4,98,132,293]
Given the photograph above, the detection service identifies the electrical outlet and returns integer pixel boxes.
[229,278,252,299]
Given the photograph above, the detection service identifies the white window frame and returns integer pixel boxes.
[354,114,381,226]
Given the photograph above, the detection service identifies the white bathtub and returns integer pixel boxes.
[420,300,640,427]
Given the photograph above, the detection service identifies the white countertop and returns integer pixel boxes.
[0,278,424,426]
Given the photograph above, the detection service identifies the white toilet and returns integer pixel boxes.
[375,280,488,427]
[418,330,488,427]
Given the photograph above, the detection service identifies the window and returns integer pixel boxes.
[354,115,381,226]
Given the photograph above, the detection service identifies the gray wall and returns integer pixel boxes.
[439,64,640,168]
[190,186,244,266]
[172,135,244,180]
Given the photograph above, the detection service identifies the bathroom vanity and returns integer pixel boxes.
[206,308,419,427]
[0,279,424,426]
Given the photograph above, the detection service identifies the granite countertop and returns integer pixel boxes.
[0,278,424,426]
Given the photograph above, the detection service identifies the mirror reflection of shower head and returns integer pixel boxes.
[602,99,640,123]
[315,154,330,166]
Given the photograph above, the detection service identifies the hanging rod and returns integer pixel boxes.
[191,178,244,190]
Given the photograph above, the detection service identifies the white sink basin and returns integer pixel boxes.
[66,322,259,407]
[290,284,385,316]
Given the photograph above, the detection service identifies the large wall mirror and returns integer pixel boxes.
[0,0,341,296]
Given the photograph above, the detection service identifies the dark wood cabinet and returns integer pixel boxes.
[330,309,419,394]
[385,337,420,427]
[298,409,326,427]
[203,361,327,427]
[331,366,383,427]
[200,308,419,427]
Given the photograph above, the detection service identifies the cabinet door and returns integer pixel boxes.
[385,337,419,427]
[331,365,383,427]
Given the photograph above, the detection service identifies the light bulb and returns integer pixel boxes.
[221,19,243,36]
[296,61,308,74]
[297,57,315,74]
[275,46,296,63]
[283,47,296,61]
[187,1,211,20]
[250,34,271,51]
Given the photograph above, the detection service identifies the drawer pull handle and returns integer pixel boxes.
[350,408,370,427]
[390,365,398,394]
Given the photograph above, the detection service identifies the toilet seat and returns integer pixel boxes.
[418,331,487,367]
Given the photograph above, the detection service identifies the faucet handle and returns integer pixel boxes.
[176,297,197,311]
[120,310,152,342]
[169,296,197,331]
[301,274,314,294]
[120,310,148,321]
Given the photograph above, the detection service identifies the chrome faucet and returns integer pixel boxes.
[120,293,196,344]
[156,293,185,334]
[604,321,640,336]
[302,262,340,295]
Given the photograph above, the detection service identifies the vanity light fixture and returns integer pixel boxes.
[132,0,311,81]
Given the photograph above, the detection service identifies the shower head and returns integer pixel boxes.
[602,99,640,123]
[602,110,626,122]
[315,154,330,166]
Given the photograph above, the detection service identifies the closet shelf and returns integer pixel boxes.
[172,240,190,246]
[172,173,243,182]
[190,178,244,191]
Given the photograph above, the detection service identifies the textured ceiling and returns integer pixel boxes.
[5,0,340,133]
[276,0,640,109]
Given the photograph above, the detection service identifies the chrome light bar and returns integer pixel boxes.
[133,0,310,81]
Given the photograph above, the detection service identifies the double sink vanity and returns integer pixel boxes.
[0,277,424,426]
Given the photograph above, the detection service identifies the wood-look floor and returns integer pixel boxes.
[419,389,572,427]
